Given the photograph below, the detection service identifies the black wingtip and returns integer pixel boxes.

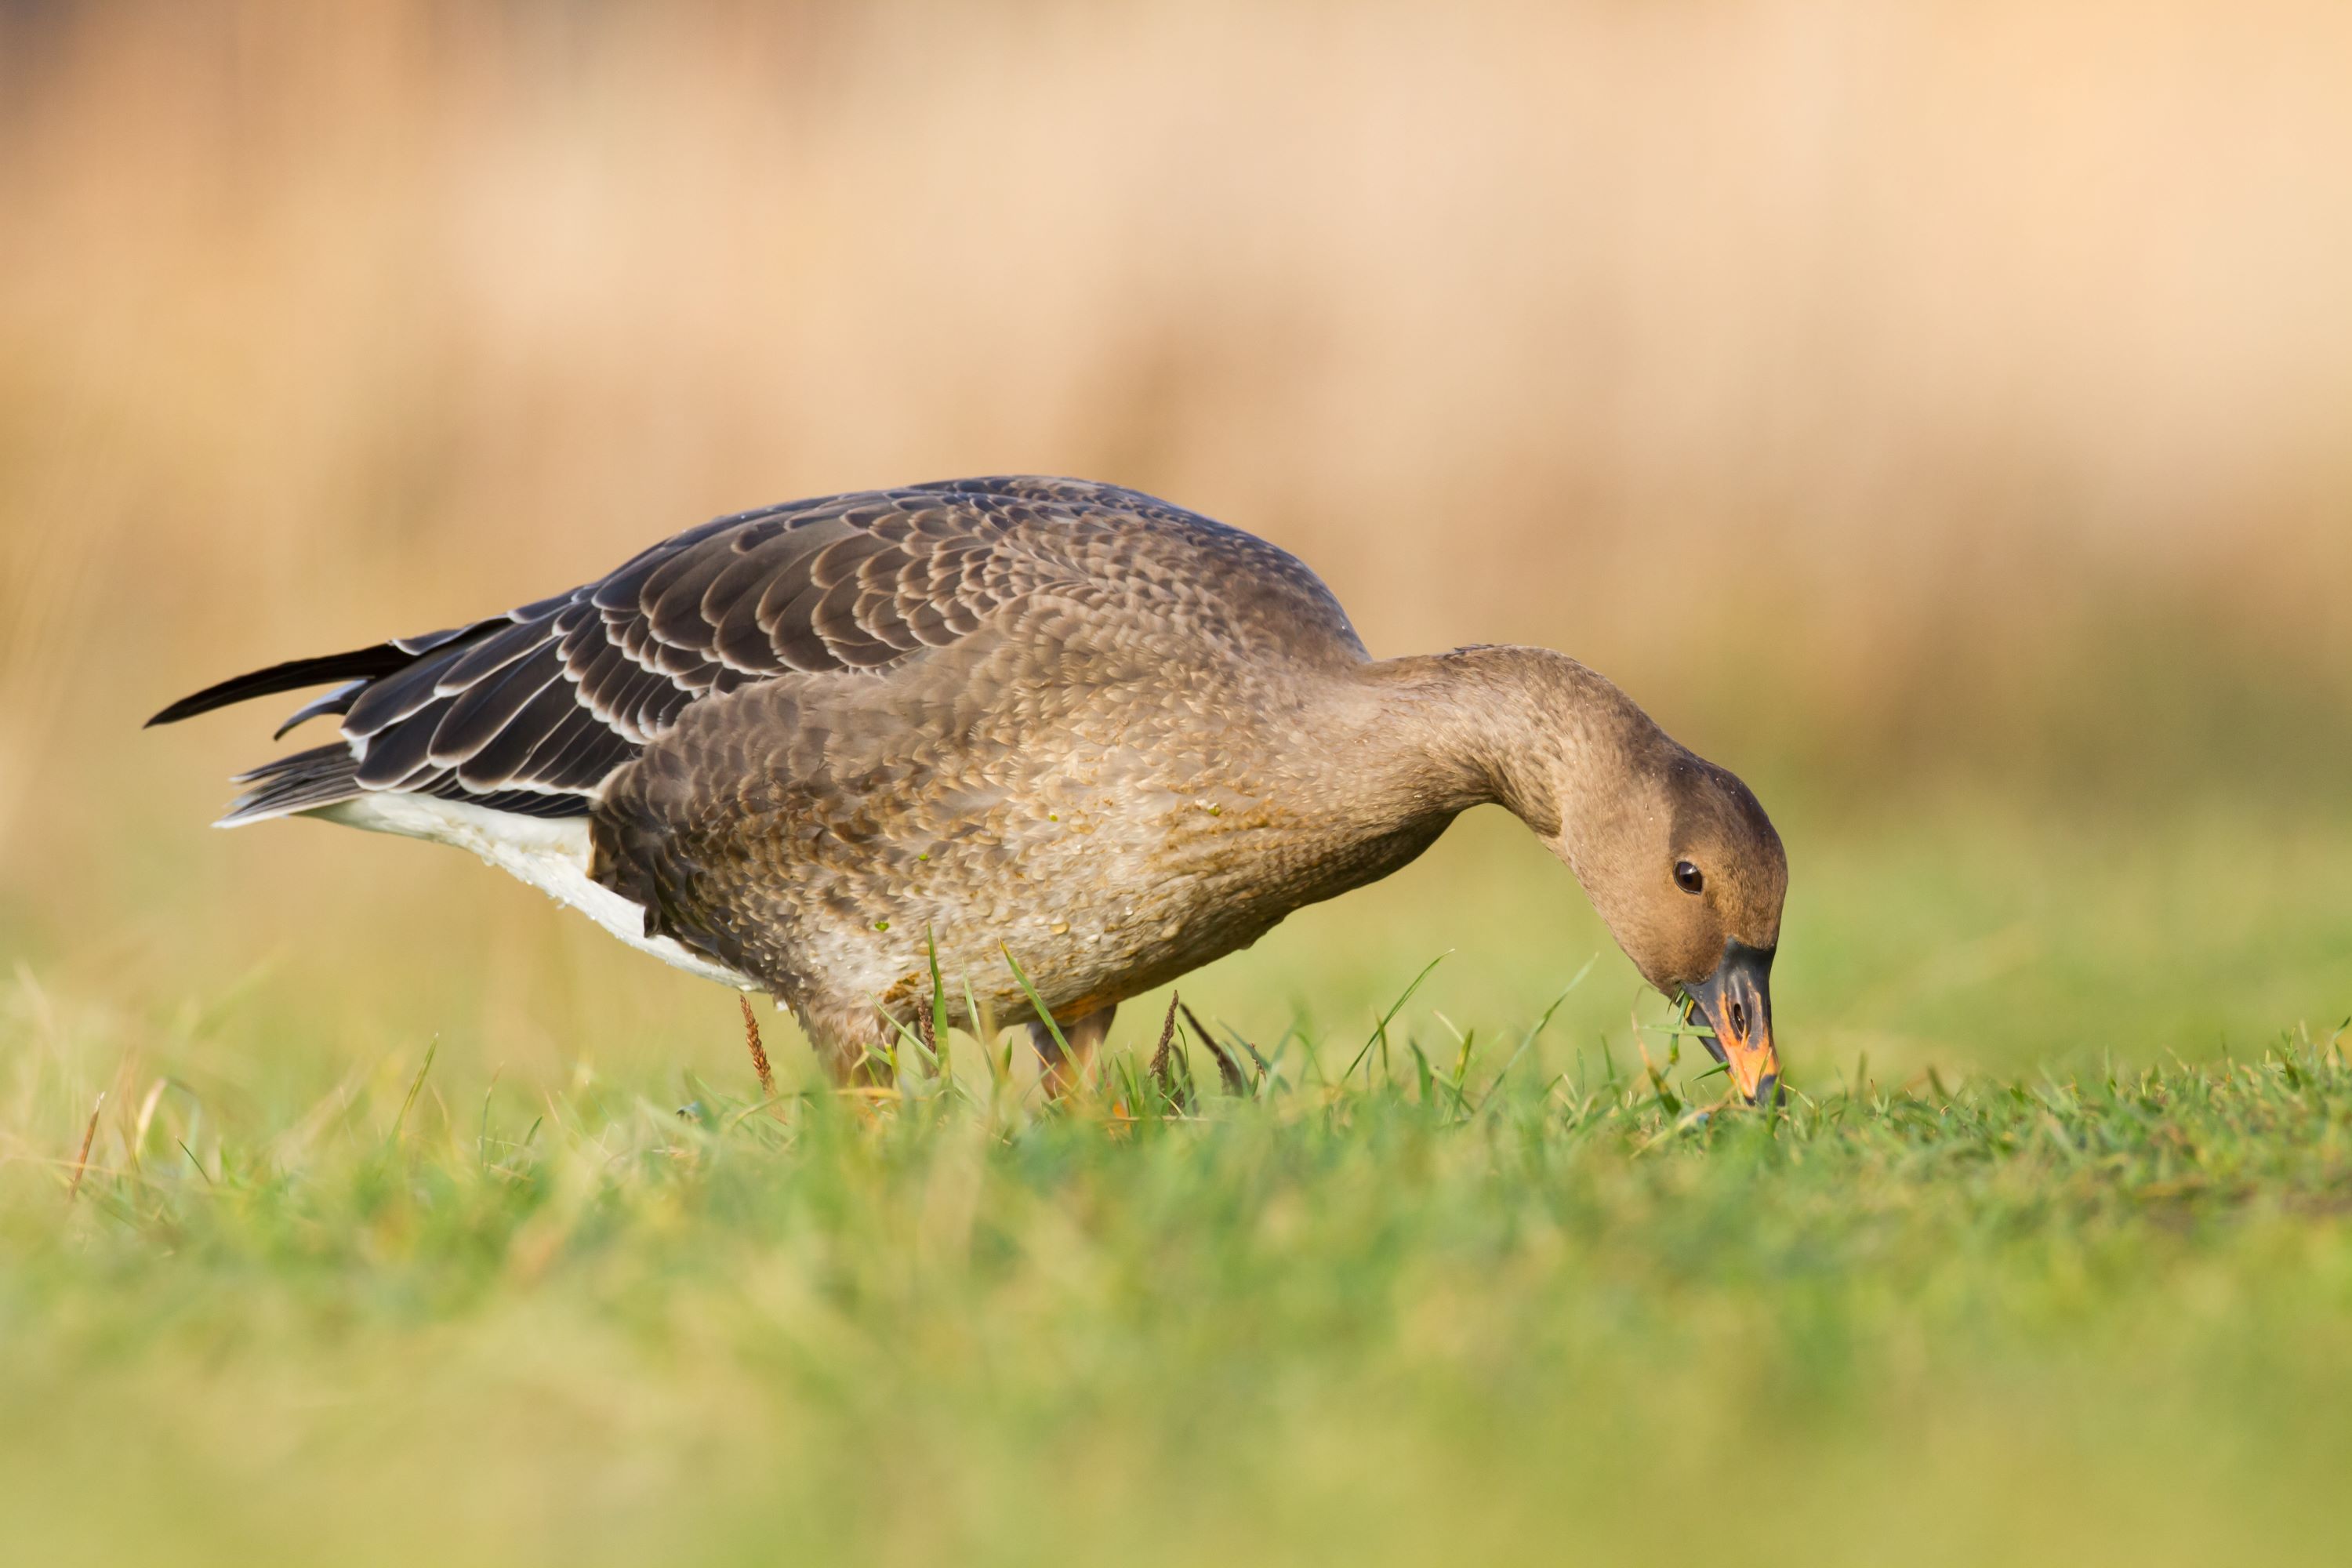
[147,644,418,729]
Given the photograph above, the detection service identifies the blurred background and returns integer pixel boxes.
[3,0,2349,1100]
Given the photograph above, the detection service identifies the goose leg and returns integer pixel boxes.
[797,1041,895,1091]
[1030,1005,1116,1098]
[791,994,898,1091]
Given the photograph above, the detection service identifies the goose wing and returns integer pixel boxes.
[151,477,1179,824]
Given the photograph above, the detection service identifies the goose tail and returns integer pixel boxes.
[145,633,466,729]
[213,743,366,826]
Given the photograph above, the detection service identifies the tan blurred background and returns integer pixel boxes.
[4,0,2349,1088]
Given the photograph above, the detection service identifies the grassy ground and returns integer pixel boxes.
[9,993,2352,1567]
[13,580,2349,1568]
[6,790,2352,1566]
[7,601,2352,1568]
[16,786,2352,1088]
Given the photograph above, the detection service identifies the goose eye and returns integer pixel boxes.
[1673,861,1705,895]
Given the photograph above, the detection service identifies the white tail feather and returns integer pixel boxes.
[293,793,754,989]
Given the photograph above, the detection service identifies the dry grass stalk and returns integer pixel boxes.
[1145,993,1192,1114]
[1147,993,1182,1083]
[739,993,776,1099]
[65,1091,103,1206]
[1179,1001,1251,1096]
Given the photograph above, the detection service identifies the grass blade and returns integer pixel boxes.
[1000,942,1069,1062]
[390,1037,438,1145]
[1475,954,1596,1114]
[927,926,953,1086]
[1342,953,1448,1083]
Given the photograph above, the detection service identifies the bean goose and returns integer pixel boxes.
[151,477,1788,1100]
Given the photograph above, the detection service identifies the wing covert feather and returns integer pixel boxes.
[176,477,1366,826]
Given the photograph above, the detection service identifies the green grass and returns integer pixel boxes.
[9,979,2352,1566]
[6,789,2352,1563]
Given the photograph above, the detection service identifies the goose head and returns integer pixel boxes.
[1370,643,1791,1101]
[1569,750,1788,1103]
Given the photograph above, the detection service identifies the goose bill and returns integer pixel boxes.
[1683,942,1780,1105]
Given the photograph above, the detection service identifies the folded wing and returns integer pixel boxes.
[149,478,1105,824]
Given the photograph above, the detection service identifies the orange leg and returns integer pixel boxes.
[1030,1005,1116,1098]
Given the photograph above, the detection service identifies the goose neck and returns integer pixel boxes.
[1359,644,1666,861]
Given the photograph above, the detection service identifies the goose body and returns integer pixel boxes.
[155,477,1790,1095]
